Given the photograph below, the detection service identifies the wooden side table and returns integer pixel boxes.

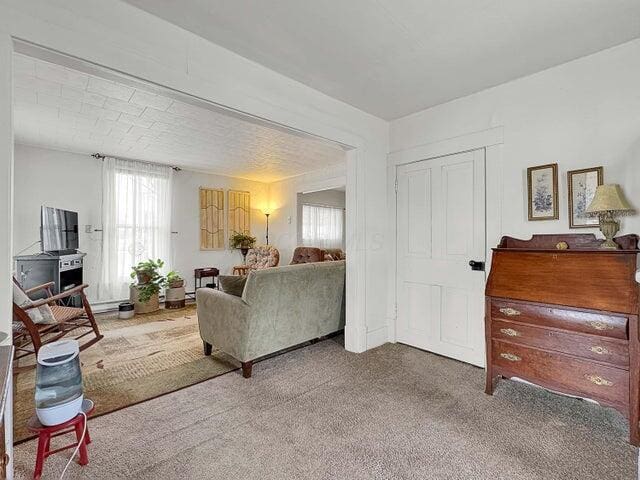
[27,399,95,480]
[232,265,251,276]
[194,267,219,290]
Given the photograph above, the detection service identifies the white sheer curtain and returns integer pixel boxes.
[301,204,344,249]
[98,157,173,301]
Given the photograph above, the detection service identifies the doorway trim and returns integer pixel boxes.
[386,127,504,344]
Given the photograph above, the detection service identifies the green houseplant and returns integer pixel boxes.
[229,232,256,249]
[166,270,184,289]
[130,259,165,304]
[229,232,257,264]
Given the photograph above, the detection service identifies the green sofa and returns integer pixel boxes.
[196,260,345,378]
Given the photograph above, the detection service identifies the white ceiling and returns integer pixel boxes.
[123,0,640,120]
[12,54,346,182]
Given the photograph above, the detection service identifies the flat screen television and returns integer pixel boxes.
[41,207,79,253]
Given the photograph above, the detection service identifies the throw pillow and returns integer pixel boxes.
[12,282,57,324]
[219,275,247,297]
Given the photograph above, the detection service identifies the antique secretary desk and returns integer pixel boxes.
[485,234,640,445]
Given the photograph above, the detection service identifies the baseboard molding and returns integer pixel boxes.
[366,325,389,349]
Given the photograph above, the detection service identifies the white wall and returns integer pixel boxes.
[13,144,271,302]
[13,145,104,299]
[171,169,268,290]
[0,0,390,353]
[390,39,640,239]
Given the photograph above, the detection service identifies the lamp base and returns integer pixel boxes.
[599,217,620,250]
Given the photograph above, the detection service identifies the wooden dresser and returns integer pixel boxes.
[485,234,640,445]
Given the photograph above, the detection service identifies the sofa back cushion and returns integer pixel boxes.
[290,247,325,264]
[241,261,345,356]
[218,275,247,297]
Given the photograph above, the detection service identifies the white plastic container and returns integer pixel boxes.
[35,339,84,426]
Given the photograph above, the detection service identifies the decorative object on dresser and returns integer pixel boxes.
[567,166,603,229]
[484,233,640,445]
[585,184,635,249]
[527,163,559,221]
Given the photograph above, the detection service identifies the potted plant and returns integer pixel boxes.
[165,270,186,309]
[229,232,256,263]
[130,259,165,313]
[166,271,184,289]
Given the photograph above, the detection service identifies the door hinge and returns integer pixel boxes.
[394,302,398,317]
[394,179,398,192]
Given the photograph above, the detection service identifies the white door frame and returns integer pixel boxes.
[386,127,504,343]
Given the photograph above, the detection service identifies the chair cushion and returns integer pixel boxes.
[290,247,325,264]
[219,275,248,297]
[245,245,280,270]
[12,282,56,325]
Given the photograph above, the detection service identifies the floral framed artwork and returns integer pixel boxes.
[527,163,559,221]
[567,166,603,229]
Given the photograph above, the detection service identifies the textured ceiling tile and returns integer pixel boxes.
[104,97,145,116]
[87,77,135,102]
[14,55,345,180]
[130,90,173,111]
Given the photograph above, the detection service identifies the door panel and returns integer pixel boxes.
[396,149,486,367]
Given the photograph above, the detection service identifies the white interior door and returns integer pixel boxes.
[396,149,486,367]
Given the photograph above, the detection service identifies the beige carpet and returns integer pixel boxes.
[14,304,238,443]
[12,338,637,479]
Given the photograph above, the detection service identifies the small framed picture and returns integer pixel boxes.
[567,166,603,229]
[527,163,559,221]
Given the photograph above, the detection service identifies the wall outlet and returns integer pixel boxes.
[85,225,92,233]
[287,216,292,224]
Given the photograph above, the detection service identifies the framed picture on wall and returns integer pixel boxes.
[567,166,603,229]
[527,163,559,221]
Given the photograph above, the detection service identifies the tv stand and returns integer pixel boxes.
[15,252,86,307]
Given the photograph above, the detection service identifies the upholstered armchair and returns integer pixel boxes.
[245,245,280,270]
[290,247,325,264]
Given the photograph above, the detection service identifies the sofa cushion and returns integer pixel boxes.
[246,245,280,270]
[219,275,247,297]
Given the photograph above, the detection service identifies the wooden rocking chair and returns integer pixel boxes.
[13,278,104,366]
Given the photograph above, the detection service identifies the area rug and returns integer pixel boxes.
[13,304,238,443]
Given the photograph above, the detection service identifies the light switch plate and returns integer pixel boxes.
[85,225,92,233]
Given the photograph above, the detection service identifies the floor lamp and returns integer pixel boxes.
[264,212,270,245]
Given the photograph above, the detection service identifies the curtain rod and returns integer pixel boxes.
[91,153,181,172]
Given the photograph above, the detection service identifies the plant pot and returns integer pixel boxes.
[130,286,160,314]
[240,247,250,264]
[165,286,186,309]
[136,272,152,284]
[167,279,184,289]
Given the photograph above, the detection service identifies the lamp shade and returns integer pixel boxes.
[586,184,634,215]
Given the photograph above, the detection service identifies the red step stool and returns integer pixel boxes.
[27,399,95,480]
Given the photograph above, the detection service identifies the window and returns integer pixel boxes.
[98,157,173,301]
[301,204,344,249]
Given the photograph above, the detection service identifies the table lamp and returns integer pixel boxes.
[585,184,634,249]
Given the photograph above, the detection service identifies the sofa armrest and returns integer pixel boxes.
[196,288,251,359]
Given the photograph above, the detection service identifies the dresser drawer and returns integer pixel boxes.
[492,319,629,368]
[492,340,629,407]
[491,299,628,340]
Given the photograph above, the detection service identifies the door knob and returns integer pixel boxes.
[469,260,485,271]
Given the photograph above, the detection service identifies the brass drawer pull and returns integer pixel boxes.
[499,328,520,337]
[585,374,613,387]
[590,346,610,355]
[499,307,521,317]
[500,352,521,362]
[587,321,614,331]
